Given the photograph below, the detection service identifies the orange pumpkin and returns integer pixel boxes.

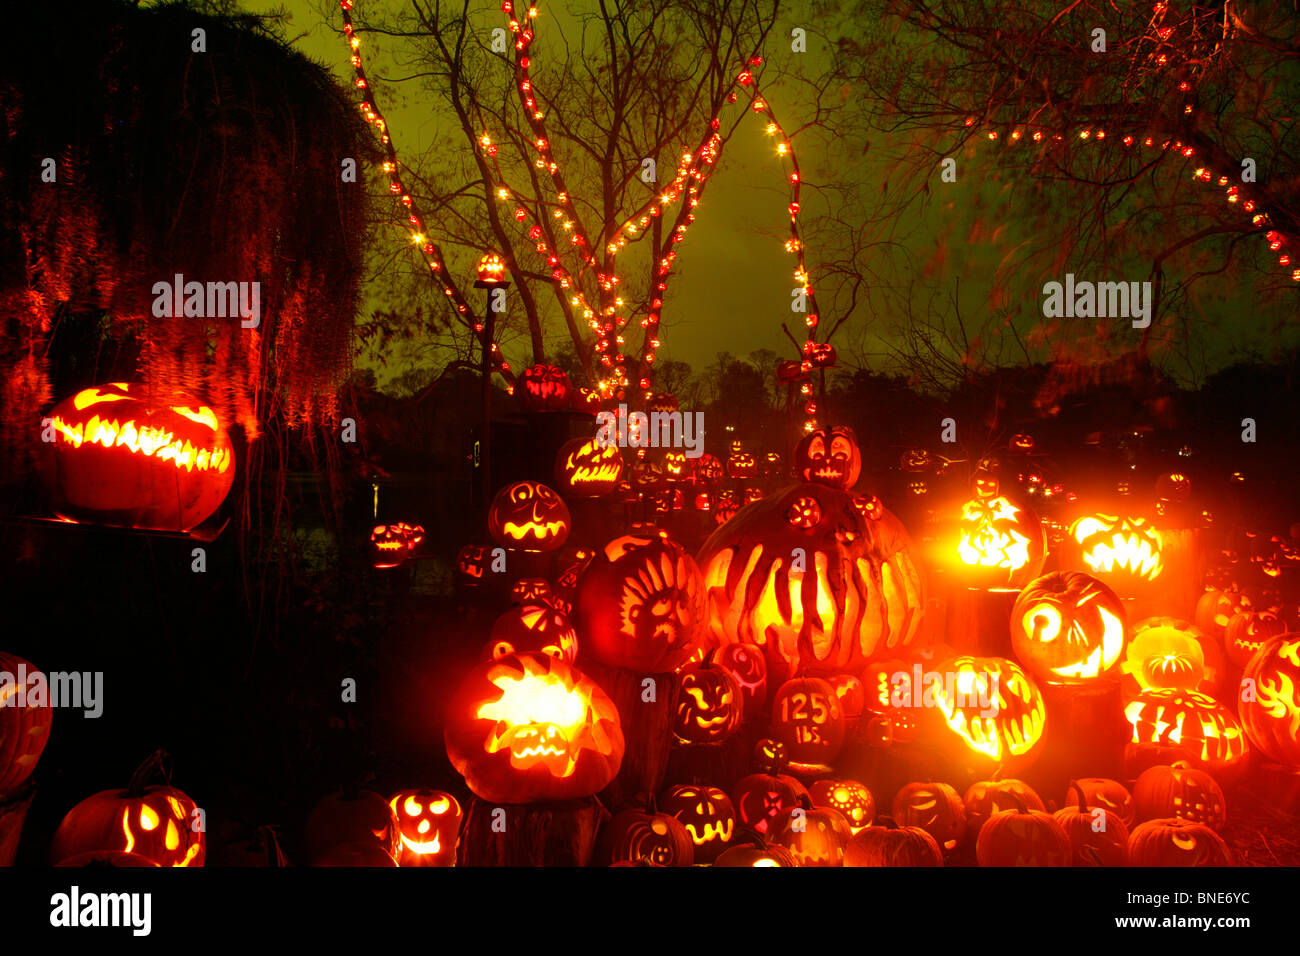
[962,779,1044,839]
[1239,634,1300,767]
[674,657,744,744]
[1125,688,1249,775]
[388,790,461,866]
[1127,817,1231,866]
[808,779,875,833]
[975,795,1071,866]
[555,436,623,497]
[1054,782,1129,866]
[1065,778,1135,828]
[0,652,53,796]
[843,816,943,866]
[1224,610,1285,668]
[767,801,852,866]
[934,655,1047,774]
[1010,572,1126,682]
[769,677,846,771]
[660,784,736,862]
[1132,763,1226,830]
[1122,617,1223,697]
[1068,513,1164,583]
[487,481,571,552]
[731,740,809,836]
[955,493,1047,590]
[793,426,861,490]
[713,643,768,711]
[487,604,579,665]
[891,781,966,854]
[603,801,694,866]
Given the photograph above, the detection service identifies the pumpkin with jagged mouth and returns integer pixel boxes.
[487,604,579,665]
[369,522,424,569]
[794,426,861,490]
[673,660,743,743]
[488,481,571,552]
[955,493,1046,590]
[1069,513,1164,582]
[660,785,736,862]
[555,436,623,497]
[444,651,624,803]
[936,655,1047,773]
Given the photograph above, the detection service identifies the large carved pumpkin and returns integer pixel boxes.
[1010,572,1126,682]
[793,426,861,490]
[1239,634,1300,767]
[934,655,1047,774]
[1121,618,1223,697]
[731,740,809,835]
[954,494,1046,590]
[48,382,235,532]
[575,531,706,672]
[1068,513,1164,583]
[487,481,571,552]
[1125,688,1249,775]
[769,677,845,771]
[673,657,743,744]
[696,482,924,685]
[0,652,53,796]
[554,437,624,498]
[444,651,624,803]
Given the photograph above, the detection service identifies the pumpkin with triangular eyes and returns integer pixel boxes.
[487,604,579,665]
[488,481,571,552]
[731,740,808,836]
[387,790,461,867]
[793,426,861,490]
[660,784,736,862]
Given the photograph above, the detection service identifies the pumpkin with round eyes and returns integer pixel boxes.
[696,483,924,686]
[604,802,694,866]
[1125,689,1249,775]
[1122,618,1222,696]
[1068,513,1165,583]
[769,677,846,772]
[660,784,736,862]
[726,442,758,480]
[488,481,571,552]
[1065,778,1134,828]
[575,532,706,673]
[49,752,205,868]
[962,779,1044,839]
[673,659,743,744]
[768,801,852,866]
[303,787,401,864]
[388,790,461,867]
[555,437,624,498]
[975,794,1071,866]
[0,652,53,797]
[955,489,1046,590]
[520,364,570,412]
[1127,817,1231,866]
[1224,610,1285,668]
[1132,762,1225,829]
[793,426,861,490]
[808,779,875,833]
[444,651,624,804]
[731,740,809,835]
[891,781,965,854]
[844,816,942,866]
[1054,785,1130,866]
[1239,634,1300,767]
[1010,571,1127,682]
[714,643,768,712]
[47,382,236,532]
[487,604,579,664]
[934,656,1047,774]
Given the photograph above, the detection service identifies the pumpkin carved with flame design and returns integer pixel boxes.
[660,785,736,862]
[48,383,236,532]
[955,493,1046,590]
[1238,634,1300,768]
[1010,572,1126,682]
[388,790,461,866]
[444,651,624,803]
[488,482,571,552]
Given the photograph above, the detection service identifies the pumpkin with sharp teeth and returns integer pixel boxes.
[891,782,966,854]
[555,437,624,497]
[604,802,694,866]
[1068,513,1165,583]
[47,382,236,532]
[696,483,924,685]
[793,426,861,490]
[488,481,571,552]
[1127,817,1231,866]
[660,784,736,862]
[714,643,768,711]
[1065,778,1135,828]
[1224,610,1285,668]
[975,794,1071,866]
[673,657,743,744]
[954,490,1046,590]
[487,604,579,665]
[769,677,846,771]
[808,779,875,833]
[575,532,706,673]
[843,816,942,866]
[1125,688,1248,775]
[520,364,570,412]
[731,740,809,835]
[369,523,423,569]
[1121,618,1222,696]
[1239,634,1300,767]
[456,544,491,588]
[444,651,624,803]
[768,801,852,866]
[1132,763,1226,829]
[934,656,1047,774]
[388,790,461,866]
[1010,572,1127,682]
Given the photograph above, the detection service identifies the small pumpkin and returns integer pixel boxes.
[808,778,875,833]
[712,829,798,867]
[843,816,943,866]
[604,798,694,866]
[974,793,1071,867]
[767,799,852,866]
[1065,778,1135,828]
[961,779,1044,839]
[1127,817,1231,866]
[1132,763,1225,830]
[1053,782,1129,866]
[730,740,809,835]
[891,781,965,854]
[388,789,462,866]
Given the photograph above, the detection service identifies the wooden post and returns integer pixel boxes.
[1024,679,1128,800]
[460,796,607,866]
[582,660,679,811]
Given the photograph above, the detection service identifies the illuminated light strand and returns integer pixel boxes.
[338,1,516,390]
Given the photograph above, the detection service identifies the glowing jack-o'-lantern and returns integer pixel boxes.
[935,656,1046,773]
[604,803,694,866]
[1133,763,1225,829]
[660,784,736,862]
[793,426,861,490]
[575,532,706,672]
[1194,586,1251,636]
[48,382,236,532]
[769,677,846,771]
[488,481,571,552]
[0,652,53,796]
[731,740,809,835]
[768,802,852,866]
[955,494,1046,590]
[714,643,768,711]
[555,437,623,498]
[369,522,424,569]
[520,364,570,412]
[695,454,724,485]
[444,651,624,803]
[456,544,492,588]
[892,781,965,854]
[476,250,507,284]
[1122,618,1223,697]
[726,441,757,480]
[1069,513,1164,582]
[713,834,797,867]
[1127,817,1231,866]
[1125,689,1248,775]
[1239,634,1300,768]
[1010,572,1126,682]
[673,658,743,744]
[962,779,1045,838]
[388,790,462,866]
[49,753,205,867]
[1224,610,1285,668]
[808,779,875,833]
[510,577,552,605]
[697,483,924,685]
[844,817,943,866]
[487,604,579,664]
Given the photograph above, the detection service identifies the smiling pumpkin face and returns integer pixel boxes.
[660,785,736,862]
[673,661,743,744]
[388,790,462,866]
[1010,572,1127,682]
[794,426,861,490]
[488,481,571,552]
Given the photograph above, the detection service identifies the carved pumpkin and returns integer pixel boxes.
[520,364,570,412]
[555,437,623,497]
[570,386,602,415]
[827,673,867,719]
[808,779,875,833]
[974,794,1071,867]
[388,790,461,866]
[1239,634,1300,767]
[1008,433,1035,453]
[674,658,743,744]
[1069,513,1164,583]
[731,740,809,835]
[369,522,423,569]
[955,493,1046,590]
[763,451,784,477]
[891,781,966,854]
[48,382,235,532]
[660,784,736,862]
[1125,688,1249,775]
[604,802,694,866]
[1065,778,1135,828]
[444,651,624,803]
[768,801,852,866]
[843,816,942,866]
[1224,610,1285,668]
[0,652,53,796]
[487,604,579,665]
[935,655,1047,773]
[49,753,205,867]
[726,441,757,480]
[1132,763,1226,829]
[456,544,492,588]
[1127,817,1231,866]
[1054,784,1129,866]
[962,779,1044,838]
[769,677,846,771]
[1194,586,1250,636]
[1010,572,1126,682]
[793,426,861,490]
[713,831,798,866]
[1122,618,1222,697]
[304,788,400,863]
[697,483,924,685]
[713,643,768,711]
[575,532,706,672]
[487,481,571,552]
[510,577,553,605]
[694,454,724,485]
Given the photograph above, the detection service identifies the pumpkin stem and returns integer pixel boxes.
[876,815,900,830]
[1006,790,1029,815]
[126,749,170,798]
[1068,779,1089,815]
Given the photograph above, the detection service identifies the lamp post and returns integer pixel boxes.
[473,251,509,514]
